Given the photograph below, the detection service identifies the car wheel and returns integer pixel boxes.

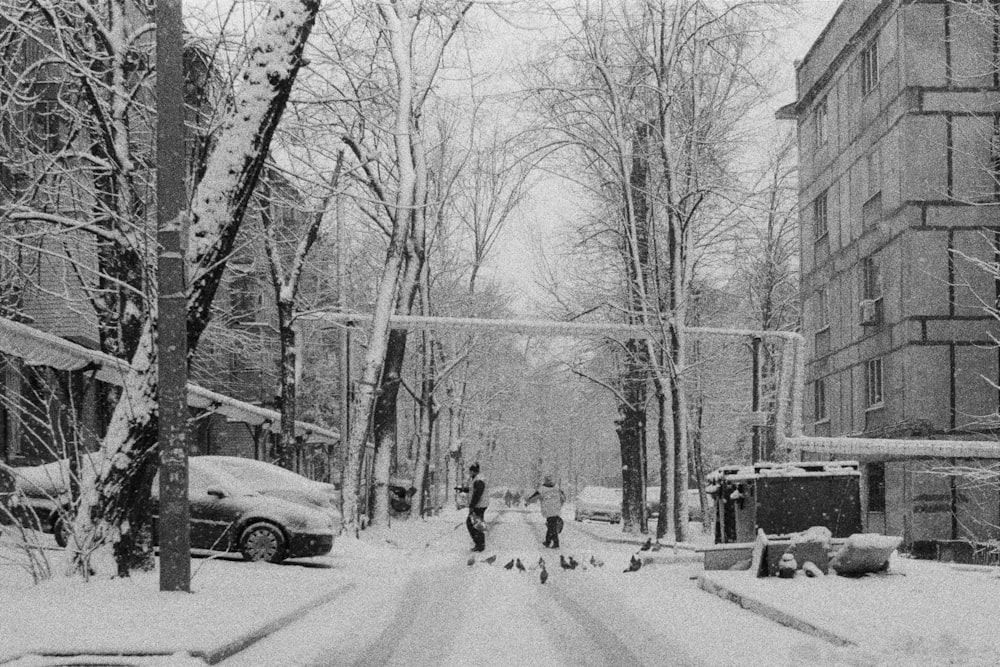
[53,516,71,548]
[239,522,287,563]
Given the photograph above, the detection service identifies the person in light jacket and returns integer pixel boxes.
[527,475,566,549]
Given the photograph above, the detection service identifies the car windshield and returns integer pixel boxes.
[186,461,257,497]
[196,456,319,493]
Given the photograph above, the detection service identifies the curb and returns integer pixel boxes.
[197,582,356,664]
[0,582,355,666]
[697,574,856,647]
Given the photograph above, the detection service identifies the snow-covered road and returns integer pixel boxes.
[218,508,860,666]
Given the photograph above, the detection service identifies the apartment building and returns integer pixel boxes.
[785,0,1000,547]
[0,16,335,476]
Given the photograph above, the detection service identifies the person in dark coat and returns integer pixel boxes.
[459,463,488,552]
[526,475,566,548]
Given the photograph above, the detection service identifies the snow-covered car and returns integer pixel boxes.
[645,487,713,521]
[152,461,334,563]
[0,458,91,546]
[2,458,336,562]
[194,455,342,530]
[573,486,622,524]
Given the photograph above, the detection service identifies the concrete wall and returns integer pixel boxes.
[799,0,1000,440]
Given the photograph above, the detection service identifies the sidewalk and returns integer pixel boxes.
[699,556,1000,665]
[1,512,469,666]
[0,557,355,666]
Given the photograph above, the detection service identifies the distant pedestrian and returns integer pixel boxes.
[527,475,565,549]
[459,463,488,552]
[504,489,513,507]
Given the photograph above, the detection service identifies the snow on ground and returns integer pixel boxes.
[3,507,1000,666]
[705,555,1000,666]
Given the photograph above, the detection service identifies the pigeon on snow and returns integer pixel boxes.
[467,555,477,567]
[623,553,643,573]
[516,558,526,572]
[504,559,515,570]
[568,556,579,569]
[540,565,549,584]
[640,538,652,551]
[483,554,497,565]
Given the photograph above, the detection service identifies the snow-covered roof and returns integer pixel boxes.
[0,317,338,444]
[789,435,1000,460]
[707,460,860,483]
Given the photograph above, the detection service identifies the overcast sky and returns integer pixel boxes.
[185,0,844,313]
[478,1,844,312]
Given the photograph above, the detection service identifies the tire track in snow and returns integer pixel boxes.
[350,566,468,667]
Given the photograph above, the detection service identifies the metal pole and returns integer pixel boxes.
[751,336,761,463]
[157,0,190,592]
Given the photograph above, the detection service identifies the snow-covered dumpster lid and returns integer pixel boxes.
[707,460,859,484]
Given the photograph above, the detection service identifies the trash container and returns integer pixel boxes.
[707,460,862,544]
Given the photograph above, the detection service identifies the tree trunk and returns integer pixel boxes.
[616,337,648,534]
[74,0,321,575]
[655,385,674,540]
[276,299,297,470]
[371,328,407,524]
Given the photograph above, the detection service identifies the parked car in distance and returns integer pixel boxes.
[645,487,713,521]
[573,486,622,524]
[686,488,713,522]
[646,486,661,518]
[386,476,414,514]
[195,455,342,531]
[153,459,334,563]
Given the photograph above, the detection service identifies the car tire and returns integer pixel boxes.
[53,515,70,548]
[239,522,287,563]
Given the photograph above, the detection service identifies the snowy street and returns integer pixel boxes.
[5,507,1000,665]
[217,508,853,667]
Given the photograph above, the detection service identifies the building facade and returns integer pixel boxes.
[790,0,1000,547]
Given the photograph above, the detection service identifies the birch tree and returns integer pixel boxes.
[311,1,474,531]
[62,0,322,576]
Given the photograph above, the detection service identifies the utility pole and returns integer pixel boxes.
[751,336,762,463]
[157,0,190,592]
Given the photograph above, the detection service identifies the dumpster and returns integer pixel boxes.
[707,461,862,544]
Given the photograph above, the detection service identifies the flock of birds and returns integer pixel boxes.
[465,537,660,584]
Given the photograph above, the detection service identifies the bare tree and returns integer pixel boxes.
[62,0,322,576]
[528,0,785,539]
[258,153,344,470]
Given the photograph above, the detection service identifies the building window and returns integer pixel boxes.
[814,378,828,422]
[860,38,879,95]
[866,149,881,198]
[867,462,886,512]
[866,357,884,408]
[863,257,881,299]
[816,287,829,330]
[815,96,828,147]
[814,191,828,241]
[860,256,883,325]
[31,85,63,154]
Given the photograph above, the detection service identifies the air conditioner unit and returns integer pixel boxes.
[859,298,880,325]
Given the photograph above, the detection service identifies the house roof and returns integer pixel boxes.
[0,316,338,445]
